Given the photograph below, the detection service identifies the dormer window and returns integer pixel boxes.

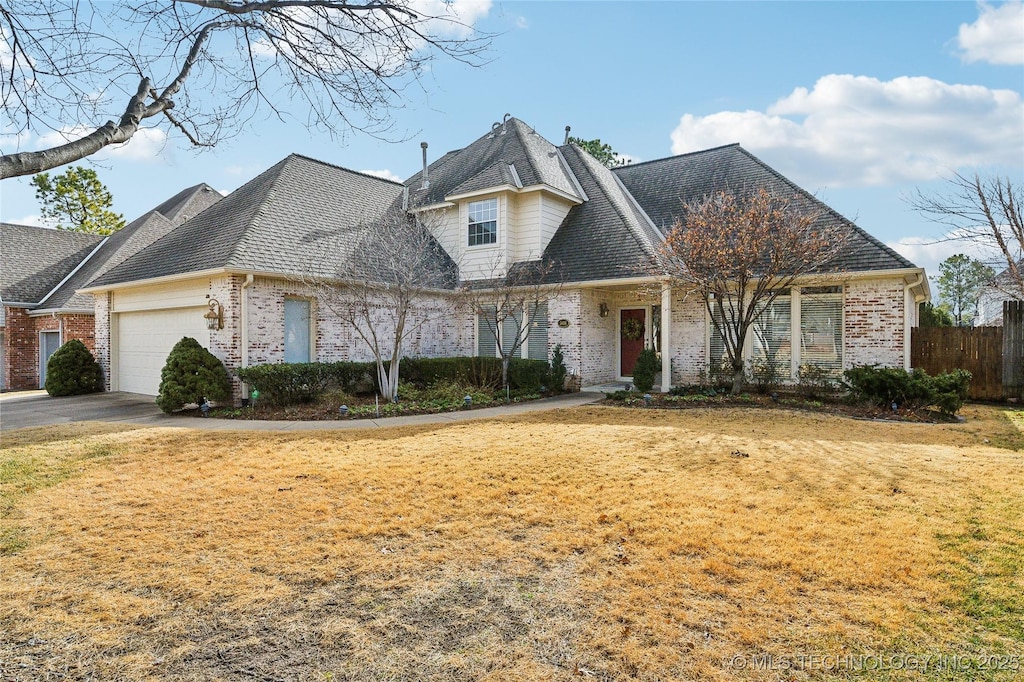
[468,198,498,246]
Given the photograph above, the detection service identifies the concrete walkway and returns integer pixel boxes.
[0,389,605,432]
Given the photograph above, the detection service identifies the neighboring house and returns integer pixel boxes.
[0,184,222,390]
[976,260,1023,326]
[81,117,929,399]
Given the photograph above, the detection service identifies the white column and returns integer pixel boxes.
[661,284,672,390]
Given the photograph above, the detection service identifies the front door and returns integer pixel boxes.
[619,308,646,377]
[39,331,61,388]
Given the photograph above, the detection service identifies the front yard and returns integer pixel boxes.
[2,405,1023,680]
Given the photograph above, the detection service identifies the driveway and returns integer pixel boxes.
[1,390,603,432]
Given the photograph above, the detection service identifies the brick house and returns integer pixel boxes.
[78,117,928,399]
[0,184,222,390]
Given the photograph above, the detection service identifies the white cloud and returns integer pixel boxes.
[515,16,529,30]
[360,168,403,182]
[889,234,1005,281]
[956,1,1024,65]
[33,125,169,162]
[412,0,493,38]
[670,74,1024,187]
[8,213,50,228]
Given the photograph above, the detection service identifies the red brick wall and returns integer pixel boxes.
[2,307,96,390]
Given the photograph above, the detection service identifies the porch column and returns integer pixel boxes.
[661,284,672,390]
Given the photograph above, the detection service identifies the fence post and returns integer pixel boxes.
[1004,300,1024,400]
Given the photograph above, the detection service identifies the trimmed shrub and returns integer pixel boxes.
[631,348,660,393]
[238,361,376,405]
[156,337,232,413]
[44,339,103,396]
[843,365,972,416]
[550,344,568,393]
[400,356,502,389]
[507,358,550,392]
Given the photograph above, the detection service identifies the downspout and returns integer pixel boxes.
[903,271,925,370]
[241,274,254,399]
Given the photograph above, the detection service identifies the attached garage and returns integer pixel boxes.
[115,307,209,395]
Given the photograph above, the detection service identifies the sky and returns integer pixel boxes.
[2,0,1023,285]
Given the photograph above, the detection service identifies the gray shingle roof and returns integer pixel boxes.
[42,184,222,309]
[613,144,917,273]
[406,117,582,205]
[537,144,661,283]
[90,155,406,287]
[0,224,102,304]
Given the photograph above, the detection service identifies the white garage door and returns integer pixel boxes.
[116,308,208,395]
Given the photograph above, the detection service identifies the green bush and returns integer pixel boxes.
[44,339,103,396]
[631,348,660,393]
[842,365,972,416]
[507,358,550,392]
[238,361,376,405]
[550,344,567,393]
[400,356,502,389]
[156,337,232,413]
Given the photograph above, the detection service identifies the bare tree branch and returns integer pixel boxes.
[1,0,489,178]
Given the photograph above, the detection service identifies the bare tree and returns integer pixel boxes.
[304,207,456,402]
[0,1,489,178]
[911,173,1023,300]
[655,187,848,395]
[458,258,563,392]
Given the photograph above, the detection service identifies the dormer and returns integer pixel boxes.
[406,117,587,281]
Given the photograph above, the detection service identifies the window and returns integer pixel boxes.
[284,299,311,363]
[468,198,497,246]
[752,292,792,379]
[477,302,548,360]
[800,287,842,375]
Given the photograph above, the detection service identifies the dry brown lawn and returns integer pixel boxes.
[2,405,1023,681]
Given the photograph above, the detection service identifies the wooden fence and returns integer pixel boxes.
[911,300,1024,401]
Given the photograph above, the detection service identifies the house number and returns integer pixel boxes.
[557,319,570,327]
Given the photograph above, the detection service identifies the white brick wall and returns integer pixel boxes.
[844,279,906,369]
[94,292,111,391]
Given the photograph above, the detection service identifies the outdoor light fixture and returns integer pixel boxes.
[599,302,610,317]
[204,298,224,330]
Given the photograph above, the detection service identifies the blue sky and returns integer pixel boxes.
[2,1,1022,281]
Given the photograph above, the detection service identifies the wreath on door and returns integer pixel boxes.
[622,318,645,341]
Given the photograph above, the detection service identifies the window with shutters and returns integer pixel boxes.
[527,302,548,361]
[476,302,549,360]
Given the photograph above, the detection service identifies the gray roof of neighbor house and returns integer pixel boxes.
[40,184,223,310]
[90,155,406,287]
[612,144,916,273]
[0,224,102,305]
[406,117,583,206]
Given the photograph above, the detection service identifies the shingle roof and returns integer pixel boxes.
[0,224,102,304]
[613,144,917,272]
[537,144,661,283]
[42,184,222,309]
[90,156,406,287]
[406,117,582,205]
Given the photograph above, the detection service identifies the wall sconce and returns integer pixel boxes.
[599,302,610,318]
[204,298,224,330]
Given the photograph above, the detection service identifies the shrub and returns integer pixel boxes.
[156,337,232,413]
[631,348,660,393]
[44,339,103,396]
[797,364,839,399]
[400,356,503,389]
[507,358,550,392]
[550,344,568,393]
[749,355,786,394]
[842,365,972,415]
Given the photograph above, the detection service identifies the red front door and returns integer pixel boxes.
[620,308,646,377]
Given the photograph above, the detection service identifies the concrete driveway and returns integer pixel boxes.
[1,389,603,432]
[1,390,166,430]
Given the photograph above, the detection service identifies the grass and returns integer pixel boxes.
[1,405,1023,680]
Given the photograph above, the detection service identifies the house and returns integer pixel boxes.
[976,259,1023,326]
[79,117,929,399]
[0,184,222,390]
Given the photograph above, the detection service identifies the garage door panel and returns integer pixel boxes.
[117,308,208,395]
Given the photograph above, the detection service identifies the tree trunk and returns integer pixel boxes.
[730,362,745,395]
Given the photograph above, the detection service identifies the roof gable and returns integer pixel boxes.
[0,224,102,304]
[407,117,582,205]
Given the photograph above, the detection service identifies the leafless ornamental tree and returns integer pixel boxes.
[911,173,1023,299]
[304,208,456,402]
[458,258,563,392]
[1,0,489,178]
[655,188,847,395]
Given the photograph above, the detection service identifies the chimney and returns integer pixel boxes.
[564,125,571,144]
[420,141,429,190]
